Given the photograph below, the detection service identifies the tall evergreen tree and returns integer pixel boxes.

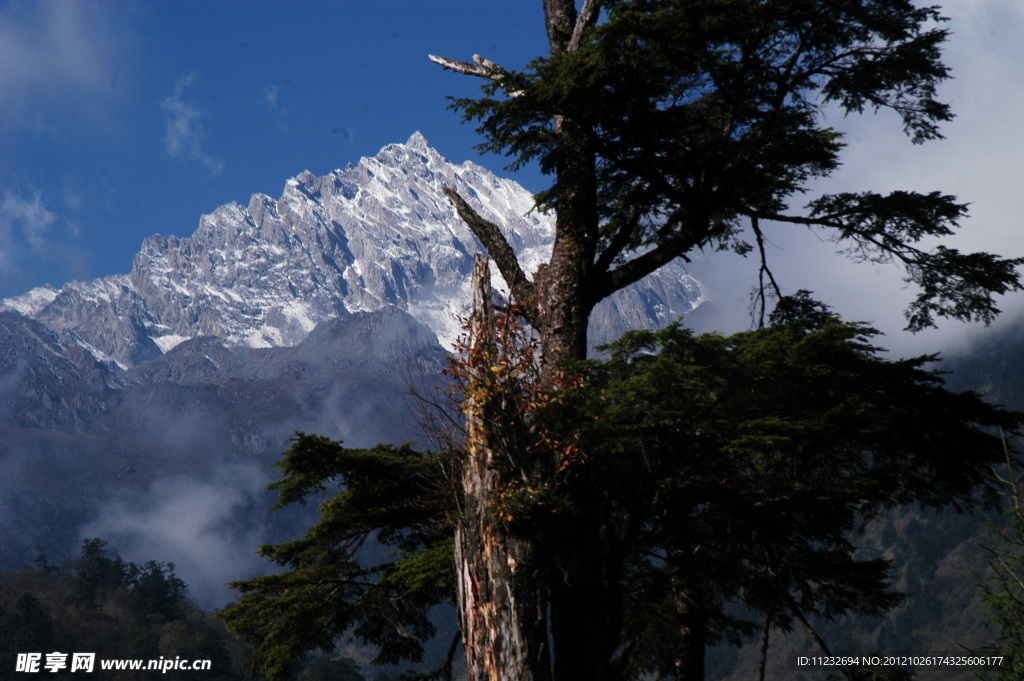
[425,2,1022,679]
[217,3,1024,680]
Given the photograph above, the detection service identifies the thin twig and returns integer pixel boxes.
[752,215,783,328]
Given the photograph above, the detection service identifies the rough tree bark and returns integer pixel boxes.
[437,4,614,679]
[456,255,551,681]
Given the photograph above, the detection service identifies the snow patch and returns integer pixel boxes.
[1,285,60,317]
[153,334,191,353]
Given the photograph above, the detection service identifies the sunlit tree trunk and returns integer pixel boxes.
[456,255,551,681]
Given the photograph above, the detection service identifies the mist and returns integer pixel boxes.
[79,462,274,608]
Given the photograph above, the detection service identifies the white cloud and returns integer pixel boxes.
[263,82,291,131]
[0,188,58,275]
[160,73,225,176]
[264,83,279,109]
[0,0,126,132]
[80,464,272,608]
[62,182,82,211]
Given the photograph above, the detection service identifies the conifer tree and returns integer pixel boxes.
[219,439,458,680]
[547,294,1019,679]
[427,2,1022,679]
[224,3,1024,680]
[220,293,1023,681]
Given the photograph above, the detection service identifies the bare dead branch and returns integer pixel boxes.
[428,54,492,78]
[428,54,523,97]
[752,216,783,328]
[443,187,539,326]
[568,0,602,53]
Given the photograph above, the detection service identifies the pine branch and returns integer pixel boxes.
[593,207,644,277]
[594,228,699,304]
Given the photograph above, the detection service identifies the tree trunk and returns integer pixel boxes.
[456,255,551,681]
[442,8,623,678]
[532,74,614,681]
[533,115,598,382]
[672,582,708,681]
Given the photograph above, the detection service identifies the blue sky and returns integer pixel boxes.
[0,0,547,298]
[2,0,1024,355]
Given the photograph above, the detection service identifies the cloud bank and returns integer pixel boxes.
[81,463,274,608]
[161,73,225,176]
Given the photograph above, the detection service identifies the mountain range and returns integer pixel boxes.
[1,132,704,369]
[0,133,704,600]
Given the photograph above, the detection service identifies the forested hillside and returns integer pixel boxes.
[0,540,371,680]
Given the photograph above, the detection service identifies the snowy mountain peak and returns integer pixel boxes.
[2,284,60,317]
[1,134,704,367]
[404,130,431,150]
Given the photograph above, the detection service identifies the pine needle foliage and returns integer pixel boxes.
[451,0,1022,334]
[220,294,1023,680]
[553,292,1022,678]
[218,438,456,680]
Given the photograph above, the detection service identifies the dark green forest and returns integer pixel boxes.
[0,540,368,680]
[0,539,237,679]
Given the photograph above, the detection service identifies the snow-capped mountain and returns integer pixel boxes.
[1,133,704,368]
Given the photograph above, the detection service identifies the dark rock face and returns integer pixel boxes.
[0,305,446,568]
[0,311,115,432]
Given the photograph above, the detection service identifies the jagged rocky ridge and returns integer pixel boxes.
[0,133,703,578]
[2,132,705,368]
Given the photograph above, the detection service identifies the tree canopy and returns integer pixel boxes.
[551,295,1019,679]
[427,5,1023,676]
[219,441,457,680]
[221,295,1023,680]
[438,0,1021,362]
[0,539,242,680]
